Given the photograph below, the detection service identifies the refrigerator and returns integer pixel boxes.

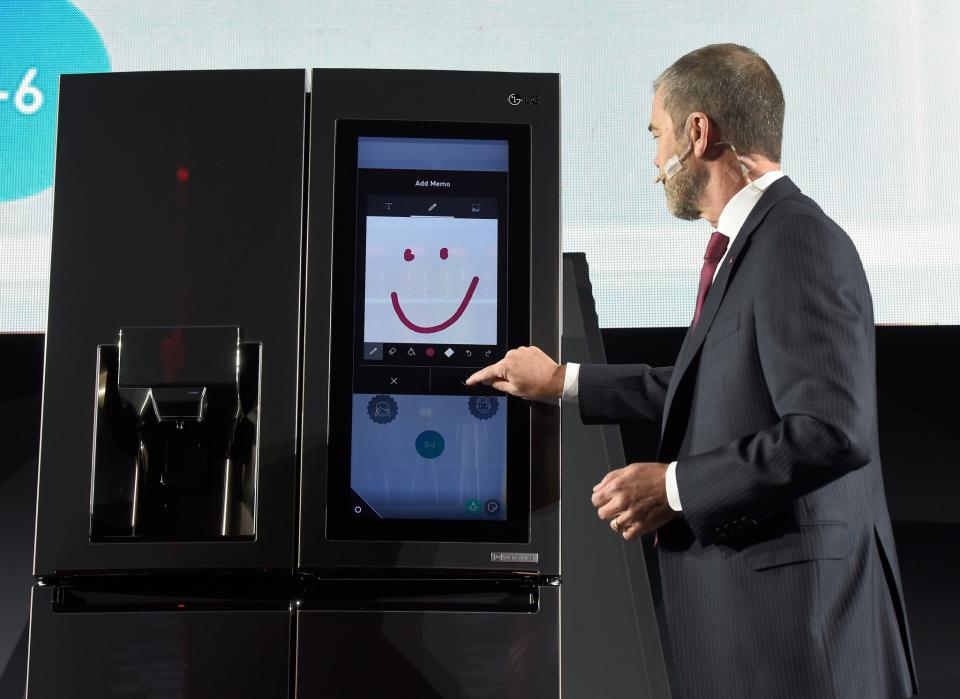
[28,67,562,698]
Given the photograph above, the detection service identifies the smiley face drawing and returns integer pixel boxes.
[391,244,480,333]
[364,215,497,345]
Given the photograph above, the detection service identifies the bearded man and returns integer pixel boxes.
[468,43,918,699]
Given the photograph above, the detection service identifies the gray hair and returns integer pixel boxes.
[654,44,785,162]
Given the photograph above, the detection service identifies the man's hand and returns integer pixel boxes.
[464,346,565,401]
[591,462,677,540]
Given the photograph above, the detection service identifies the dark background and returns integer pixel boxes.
[2,327,958,697]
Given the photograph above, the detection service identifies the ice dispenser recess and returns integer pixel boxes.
[91,326,260,541]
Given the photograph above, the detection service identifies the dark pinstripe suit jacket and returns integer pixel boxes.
[578,177,918,699]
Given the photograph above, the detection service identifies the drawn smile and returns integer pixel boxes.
[391,276,480,333]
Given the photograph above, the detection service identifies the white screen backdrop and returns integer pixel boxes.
[2,0,958,331]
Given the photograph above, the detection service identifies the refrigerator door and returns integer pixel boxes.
[295,584,558,698]
[34,70,306,574]
[299,69,560,576]
[26,586,291,698]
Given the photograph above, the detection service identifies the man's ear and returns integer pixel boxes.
[690,112,711,158]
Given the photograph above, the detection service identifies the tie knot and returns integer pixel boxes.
[704,231,730,262]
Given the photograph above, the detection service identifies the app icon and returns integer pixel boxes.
[484,499,501,515]
[468,395,499,420]
[367,394,398,425]
[465,498,481,514]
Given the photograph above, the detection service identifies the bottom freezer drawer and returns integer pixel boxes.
[27,586,291,698]
[295,585,559,699]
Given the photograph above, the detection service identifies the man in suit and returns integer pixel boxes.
[467,44,918,698]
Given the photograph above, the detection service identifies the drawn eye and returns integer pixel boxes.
[439,247,449,260]
[403,248,415,262]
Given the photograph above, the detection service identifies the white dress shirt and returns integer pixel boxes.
[563,170,785,511]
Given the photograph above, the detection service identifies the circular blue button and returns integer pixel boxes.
[415,430,445,459]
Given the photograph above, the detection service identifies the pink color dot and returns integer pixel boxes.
[425,347,435,357]
[440,247,449,260]
[176,167,189,182]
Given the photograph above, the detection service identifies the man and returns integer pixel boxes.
[467,44,918,699]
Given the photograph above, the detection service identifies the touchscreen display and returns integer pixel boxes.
[352,135,510,522]
[327,123,530,541]
[351,393,506,520]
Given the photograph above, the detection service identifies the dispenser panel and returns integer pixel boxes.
[91,328,260,542]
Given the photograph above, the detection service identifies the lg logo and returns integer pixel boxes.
[507,92,540,106]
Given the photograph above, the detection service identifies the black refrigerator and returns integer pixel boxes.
[28,67,563,698]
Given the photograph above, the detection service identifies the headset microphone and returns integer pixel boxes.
[653,116,766,194]
[653,114,695,184]
[716,141,766,193]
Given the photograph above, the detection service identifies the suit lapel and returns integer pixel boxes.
[659,177,800,444]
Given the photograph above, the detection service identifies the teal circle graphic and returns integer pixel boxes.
[0,1,111,202]
[415,430,445,459]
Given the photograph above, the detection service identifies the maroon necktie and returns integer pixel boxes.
[692,231,730,329]
[654,232,730,550]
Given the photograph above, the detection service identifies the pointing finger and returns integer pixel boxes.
[465,361,504,386]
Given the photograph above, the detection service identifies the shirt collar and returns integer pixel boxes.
[715,170,785,244]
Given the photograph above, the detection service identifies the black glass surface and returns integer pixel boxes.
[34,69,305,574]
[327,120,531,543]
